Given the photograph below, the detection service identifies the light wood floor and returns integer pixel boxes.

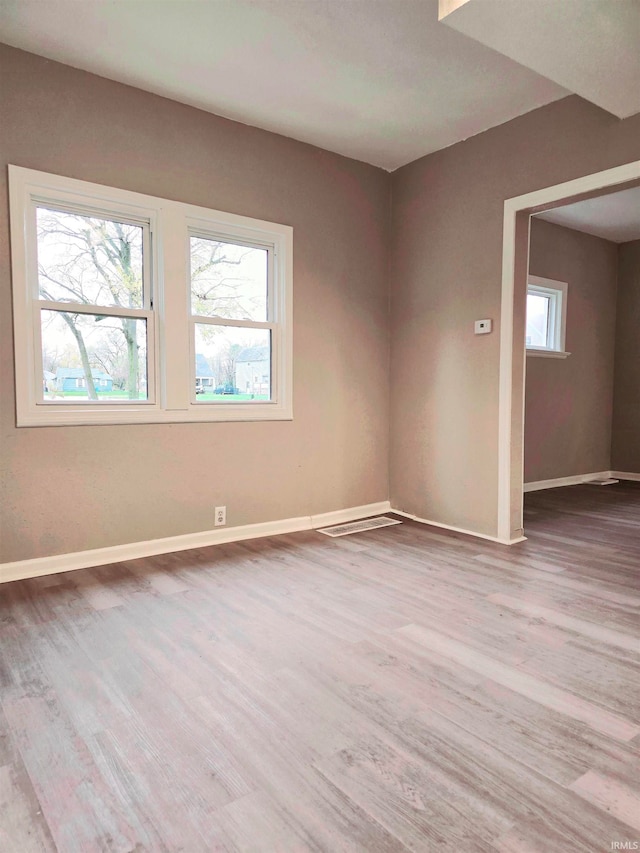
[1,483,639,852]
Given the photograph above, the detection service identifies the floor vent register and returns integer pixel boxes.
[318,516,402,537]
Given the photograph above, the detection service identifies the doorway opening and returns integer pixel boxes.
[497,160,640,542]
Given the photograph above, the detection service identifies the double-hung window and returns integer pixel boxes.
[9,166,292,426]
[188,226,274,404]
[35,206,154,406]
[526,275,569,358]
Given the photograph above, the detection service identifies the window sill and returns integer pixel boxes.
[526,349,571,359]
[17,402,293,427]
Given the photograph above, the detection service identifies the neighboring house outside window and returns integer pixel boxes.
[52,368,114,394]
[235,345,271,399]
[194,353,216,395]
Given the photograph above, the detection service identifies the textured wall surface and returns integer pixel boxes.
[390,96,640,536]
[3,43,640,562]
[612,239,640,473]
[524,219,618,483]
[0,45,391,562]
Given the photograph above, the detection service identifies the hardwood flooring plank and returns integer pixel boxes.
[302,638,615,788]
[487,592,639,652]
[189,692,406,852]
[474,553,567,574]
[401,710,637,851]
[488,564,640,608]
[0,764,55,853]
[218,789,322,853]
[314,734,500,851]
[123,559,191,595]
[92,726,235,852]
[0,702,56,853]
[512,640,640,723]
[0,482,638,850]
[394,624,640,742]
[2,691,142,853]
[569,770,640,834]
[69,570,125,611]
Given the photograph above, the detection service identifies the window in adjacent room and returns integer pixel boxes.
[526,275,569,358]
[9,166,292,426]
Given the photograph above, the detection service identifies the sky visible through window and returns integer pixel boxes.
[190,236,272,401]
[37,208,148,401]
[526,292,550,347]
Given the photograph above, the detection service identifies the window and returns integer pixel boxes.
[189,233,272,404]
[9,166,292,426]
[526,275,569,358]
[36,206,152,406]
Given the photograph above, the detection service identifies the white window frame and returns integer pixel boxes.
[525,275,570,359]
[9,166,293,426]
[186,221,278,408]
[32,202,156,409]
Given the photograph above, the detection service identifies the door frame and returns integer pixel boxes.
[497,159,640,543]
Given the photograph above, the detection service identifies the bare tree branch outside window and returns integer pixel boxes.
[37,208,145,400]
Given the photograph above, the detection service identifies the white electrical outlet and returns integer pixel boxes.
[215,506,226,526]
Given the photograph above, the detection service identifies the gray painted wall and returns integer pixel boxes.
[0,45,391,563]
[3,43,640,562]
[524,219,618,483]
[390,96,640,536]
[612,239,640,473]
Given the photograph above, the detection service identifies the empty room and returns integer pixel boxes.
[0,1,639,851]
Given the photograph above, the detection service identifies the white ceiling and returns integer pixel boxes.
[441,0,640,120]
[536,186,640,244]
[2,1,638,171]
[0,0,570,170]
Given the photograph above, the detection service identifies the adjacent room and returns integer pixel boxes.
[1,1,639,851]
[523,186,640,531]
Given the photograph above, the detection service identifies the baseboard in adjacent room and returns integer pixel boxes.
[523,472,612,493]
[611,471,640,483]
[0,500,391,585]
[525,471,640,492]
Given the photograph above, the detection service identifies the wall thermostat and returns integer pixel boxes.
[474,319,492,335]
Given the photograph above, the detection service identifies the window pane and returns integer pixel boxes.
[190,236,267,321]
[37,207,144,308]
[526,293,550,347]
[194,324,271,402]
[41,309,147,401]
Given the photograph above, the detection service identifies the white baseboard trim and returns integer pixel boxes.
[523,471,612,493]
[390,509,526,545]
[611,471,640,482]
[8,474,638,586]
[0,500,391,585]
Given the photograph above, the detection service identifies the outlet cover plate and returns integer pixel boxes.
[475,319,492,335]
